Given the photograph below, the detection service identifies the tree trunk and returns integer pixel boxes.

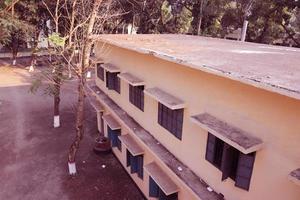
[53,71,61,128]
[12,38,18,66]
[68,0,103,175]
[197,0,204,35]
[68,77,85,163]
[240,20,249,42]
[29,31,39,72]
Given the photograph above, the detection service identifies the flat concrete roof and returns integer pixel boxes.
[93,34,300,101]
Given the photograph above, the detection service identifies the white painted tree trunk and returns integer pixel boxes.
[86,71,91,78]
[68,71,72,79]
[13,59,16,66]
[68,162,77,175]
[53,115,60,128]
[29,65,34,72]
[241,20,249,42]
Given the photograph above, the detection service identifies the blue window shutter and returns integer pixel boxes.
[205,133,216,163]
[235,152,256,191]
[126,150,131,167]
[221,143,235,181]
[137,155,143,179]
[108,128,120,148]
[117,136,122,151]
[130,155,138,173]
[149,177,159,197]
[107,126,113,141]
[111,132,118,147]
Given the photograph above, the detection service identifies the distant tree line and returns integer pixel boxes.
[107,0,300,47]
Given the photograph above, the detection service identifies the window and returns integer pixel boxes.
[129,85,144,111]
[149,177,178,200]
[107,126,121,151]
[97,63,104,81]
[158,103,183,140]
[126,150,143,179]
[205,133,255,191]
[106,71,120,93]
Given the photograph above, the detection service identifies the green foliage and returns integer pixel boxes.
[48,33,66,48]
[161,1,173,24]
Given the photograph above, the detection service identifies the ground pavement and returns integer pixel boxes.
[0,60,145,200]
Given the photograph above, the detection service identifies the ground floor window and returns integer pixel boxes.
[126,150,143,179]
[107,126,121,151]
[149,177,178,200]
[205,132,256,191]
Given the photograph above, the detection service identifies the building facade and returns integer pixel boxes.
[88,34,300,200]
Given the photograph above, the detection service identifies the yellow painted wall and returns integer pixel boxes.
[95,42,300,200]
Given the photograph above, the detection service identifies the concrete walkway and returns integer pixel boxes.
[0,64,145,200]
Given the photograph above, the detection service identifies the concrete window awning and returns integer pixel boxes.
[144,87,185,110]
[288,168,300,186]
[102,114,121,130]
[190,113,263,154]
[102,63,120,73]
[87,95,104,112]
[117,72,145,86]
[144,162,179,196]
[118,134,144,156]
[89,56,104,64]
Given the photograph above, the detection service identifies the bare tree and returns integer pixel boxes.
[241,0,255,42]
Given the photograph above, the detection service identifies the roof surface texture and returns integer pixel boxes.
[93,34,300,100]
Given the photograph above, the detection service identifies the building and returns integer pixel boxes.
[87,34,300,200]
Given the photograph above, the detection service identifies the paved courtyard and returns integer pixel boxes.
[0,59,145,200]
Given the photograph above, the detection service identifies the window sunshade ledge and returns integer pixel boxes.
[191,113,263,154]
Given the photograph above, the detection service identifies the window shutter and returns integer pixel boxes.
[107,126,113,141]
[158,103,162,125]
[175,109,183,140]
[97,64,104,80]
[159,190,178,200]
[126,150,131,167]
[106,72,109,88]
[205,133,216,163]
[140,88,144,111]
[235,152,256,191]
[221,143,235,181]
[129,85,133,103]
[116,75,120,93]
[111,133,118,147]
[110,129,120,148]
[137,155,144,179]
[130,155,138,173]
[149,177,159,197]
[117,136,122,151]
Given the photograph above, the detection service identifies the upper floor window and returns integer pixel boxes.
[158,103,183,140]
[129,85,144,111]
[97,63,104,81]
[106,71,120,93]
[206,133,256,191]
